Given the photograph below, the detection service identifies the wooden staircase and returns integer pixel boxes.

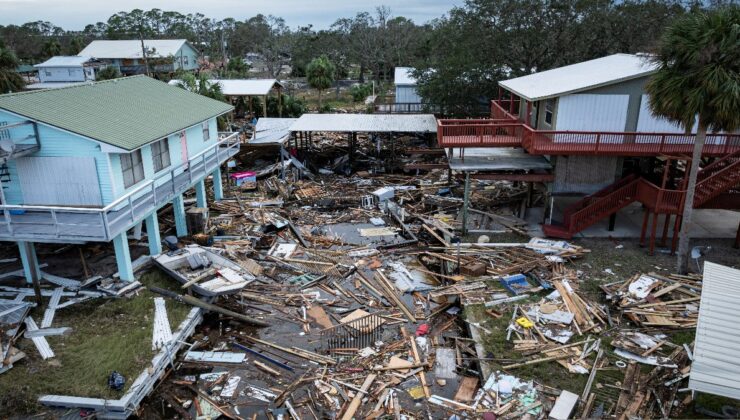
[543,153,740,239]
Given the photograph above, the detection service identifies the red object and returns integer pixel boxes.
[415,324,430,336]
[436,99,739,157]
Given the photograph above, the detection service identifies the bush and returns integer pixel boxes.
[350,83,373,102]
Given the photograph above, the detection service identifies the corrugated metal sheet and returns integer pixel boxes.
[689,262,740,400]
[395,86,422,104]
[289,114,437,133]
[499,54,657,102]
[168,79,281,96]
[34,56,92,68]
[251,117,297,145]
[636,94,697,133]
[555,94,629,132]
[17,156,102,206]
[79,39,189,59]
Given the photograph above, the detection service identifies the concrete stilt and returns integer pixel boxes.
[195,179,207,208]
[144,212,162,256]
[462,172,471,235]
[18,241,41,284]
[212,166,224,201]
[112,232,134,282]
[173,194,188,237]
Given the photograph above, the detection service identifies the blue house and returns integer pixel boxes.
[78,39,200,75]
[0,75,236,282]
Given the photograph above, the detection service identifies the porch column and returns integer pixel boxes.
[144,212,162,256]
[195,179,207,208]
[173,194,188,237]
[212,167,224,201]
[18,241,41,284]
[112,232,134,282]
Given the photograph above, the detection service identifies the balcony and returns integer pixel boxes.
[0,132,240,243]
[437,100,740,157]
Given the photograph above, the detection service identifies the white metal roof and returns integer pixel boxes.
[78,39,191,59]
[498,54,658,102]
[689,261,740,400]
[34,56,93,68]
[394,67,417,86]
[250,118,298,145]
[289,114,437,133]
[167,79,281,96]
[24,81,90,90]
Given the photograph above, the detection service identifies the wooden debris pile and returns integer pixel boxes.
[602,272,702,328]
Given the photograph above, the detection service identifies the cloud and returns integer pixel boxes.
[0,0,459,30]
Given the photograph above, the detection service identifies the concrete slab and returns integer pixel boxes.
[525,201,739,239]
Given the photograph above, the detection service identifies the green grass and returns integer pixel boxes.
[0,270,191,415]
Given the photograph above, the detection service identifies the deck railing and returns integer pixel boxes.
[438,100,740,156]
[0,132,240,242]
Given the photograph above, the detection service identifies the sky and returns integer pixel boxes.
[0,0,461,30]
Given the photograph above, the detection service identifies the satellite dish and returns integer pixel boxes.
[0,139,16,154]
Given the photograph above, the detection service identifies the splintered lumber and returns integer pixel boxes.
[243,336,335,365]
[254,360,281,376]
[453,377,479,403]
[340,374,377,420]
[373,270,416,322]
[148,286,269,327]
[409,335,431,398]
[502,353,572,369]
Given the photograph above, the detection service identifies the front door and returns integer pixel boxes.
[180,131,189,169]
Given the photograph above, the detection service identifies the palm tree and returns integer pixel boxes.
[41,39,62,59]
[645,6,740,273]
[0,44,24,93]
[306,55,336,111]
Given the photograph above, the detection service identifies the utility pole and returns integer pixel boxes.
[139,31,151,77]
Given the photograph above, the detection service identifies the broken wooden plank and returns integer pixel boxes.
[24,317,54,359]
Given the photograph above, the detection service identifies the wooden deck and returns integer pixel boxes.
[0,133,240,243]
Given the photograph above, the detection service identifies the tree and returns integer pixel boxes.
[175,72,229,127]
[0,42,24,93]
[306,55,335,111]
[645,6,740,273]
[96,66,121,81]
[41,38,61,59]
[224,56,250,78]
[68,36,84,55]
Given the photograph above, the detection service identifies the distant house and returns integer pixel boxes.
[27,56,107,90]
[78,39,199,75]
[394,67,421,104]
[0,76,236,282]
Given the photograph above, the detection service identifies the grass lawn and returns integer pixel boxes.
[0,269,191,415]
[463,235,740,416]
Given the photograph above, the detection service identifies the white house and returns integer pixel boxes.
[27,56,108,90]
[394,67,422,104]
[78,39,200,75]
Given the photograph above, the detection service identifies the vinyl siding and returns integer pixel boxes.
[395,86,421,104]
[38,66,86,83]
[109,116,218,199]
[0,110,114,205]
[175,44,200,71]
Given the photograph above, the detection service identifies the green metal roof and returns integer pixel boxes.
[0,75,234,151]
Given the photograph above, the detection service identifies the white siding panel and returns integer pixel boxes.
[636,94,697,133]
[395,86,422,104]
[17,157,102,206]
[689,262,740,400]
[555,94,629,132]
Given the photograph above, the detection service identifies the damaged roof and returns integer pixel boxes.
[0,75,233,151]
[289,114,437,133]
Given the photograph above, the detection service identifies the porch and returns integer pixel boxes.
[0,132,240,243]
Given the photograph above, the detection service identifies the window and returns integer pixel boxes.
[151,139,171,173]
[183,55,189,65]
[121,150,145,188]
[202,121,210,141]
[544,99,554,126]
[68,69,76,76]
[44,70,52,77]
